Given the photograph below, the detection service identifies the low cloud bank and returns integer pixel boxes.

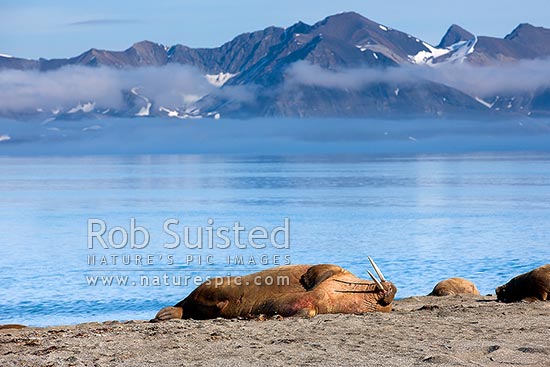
[0,64,215,113]
[286,59,550,97]
[2,59,550,115]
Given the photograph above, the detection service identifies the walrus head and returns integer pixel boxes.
[367,257,397,306]
[496,281,523,303]
[495,284,508,302]
[334,257,397,310]
[376,281,397,306]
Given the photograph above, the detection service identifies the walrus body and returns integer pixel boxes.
[429,277,480,296]
[0,324,26,330]
[496,264,550,303]
[154,260,396,321]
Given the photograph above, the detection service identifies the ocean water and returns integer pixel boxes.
[0,153,549,326]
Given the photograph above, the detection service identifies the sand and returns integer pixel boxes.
[1,295,549,367]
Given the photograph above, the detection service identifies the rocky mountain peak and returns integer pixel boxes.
[504,23,550,55]
[437,24,475,48]
[505,23,537,40]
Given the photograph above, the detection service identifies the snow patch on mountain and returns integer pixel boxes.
[410,42,450,64]
[475,97,494,108]
[68,102,95,114]
[136,103,151,116]
[410,36,478,65]
[131,87,152,116]
[442,37,477,63]
[0,53,13,58]
[159,106,180,117]
[158,106,204,119]
[206,72,236,87]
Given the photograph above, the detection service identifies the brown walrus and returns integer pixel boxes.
[153,257,396,321]
[0,324,26,330]
[428,277,480,296]
[496,264,550,303]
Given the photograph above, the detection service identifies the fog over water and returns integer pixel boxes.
[1,117,550,155]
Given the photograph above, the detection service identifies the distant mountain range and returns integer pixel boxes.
[1,12,550,120]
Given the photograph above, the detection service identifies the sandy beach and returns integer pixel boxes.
[1,295,548,366]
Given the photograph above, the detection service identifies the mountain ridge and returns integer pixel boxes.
[1,12,549,120]
[4,12,548,71]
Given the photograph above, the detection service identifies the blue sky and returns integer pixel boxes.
[1,0,548,59]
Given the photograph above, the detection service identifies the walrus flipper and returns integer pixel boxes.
[151,306,183,322]
[300,264,345,291]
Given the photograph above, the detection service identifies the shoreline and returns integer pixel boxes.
[1,295,549,366]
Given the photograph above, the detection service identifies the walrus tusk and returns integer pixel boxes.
[367,270,385,291]
[368,256,386,282]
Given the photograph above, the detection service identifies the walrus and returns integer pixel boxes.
[428,277,480,296]
[153,257,396,321]
[496,264,550,303]
[0,324,26,330]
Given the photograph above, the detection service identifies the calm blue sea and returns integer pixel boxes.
[1,153,549,326]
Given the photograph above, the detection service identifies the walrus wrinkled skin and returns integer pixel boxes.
[496,264,550,303]
[428,277,480,296]
[153,258,396,321]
